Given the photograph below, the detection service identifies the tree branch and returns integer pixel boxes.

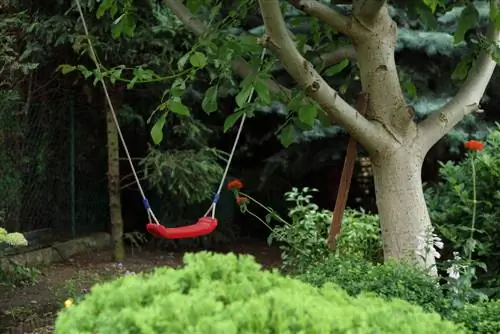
[257,0,392,151]
[163,0,287,96]
[313,46,356,67]
[353,0,386,25]
[417,27,500,152]
[287,0,360,37]
[272,45,356,72]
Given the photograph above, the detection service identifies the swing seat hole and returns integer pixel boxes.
[146,217,218,239]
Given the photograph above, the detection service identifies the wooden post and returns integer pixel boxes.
[327,92,368,249]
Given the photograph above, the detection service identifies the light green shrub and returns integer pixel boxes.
[55,252,464,334]
[0,227,28,246]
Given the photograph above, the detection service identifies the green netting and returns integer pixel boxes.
[0,89,108,238]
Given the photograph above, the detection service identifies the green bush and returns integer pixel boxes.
[450,299,500,334]
[335,208,383,262]
[296,255,448,313]
[55,252,464,333]
[425,127,500,286]
[269,187,383,272]
[269,187,332,272]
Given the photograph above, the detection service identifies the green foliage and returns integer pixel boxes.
[450,299,500,334]
[55,252,464,333]
[0,260,41,288]
[140,117,225,207]
[425,126,500,288]
[0,227,28,247]
[0,226,38,288]
[297,255,448,314]
[267,187,383,271]
[268,187,332,272]
[335,208,383,262]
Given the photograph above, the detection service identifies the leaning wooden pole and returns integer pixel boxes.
[327,92,368,249]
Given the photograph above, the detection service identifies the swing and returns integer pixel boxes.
[75,0,265,239]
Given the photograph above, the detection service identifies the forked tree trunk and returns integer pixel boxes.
[106,90,125,261]
[371,145,437,274]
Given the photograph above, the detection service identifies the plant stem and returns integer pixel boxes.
[239,191,291,226]
[469,156,477,261]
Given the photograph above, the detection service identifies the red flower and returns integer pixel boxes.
[464,140,484,151]
[236,196,249,205]
[227,179,243,190]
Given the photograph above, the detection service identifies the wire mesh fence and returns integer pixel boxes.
[0,89,109,239]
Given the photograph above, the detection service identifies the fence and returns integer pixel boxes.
[0,89,109,240]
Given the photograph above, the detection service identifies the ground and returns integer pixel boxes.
[0,238,282,333]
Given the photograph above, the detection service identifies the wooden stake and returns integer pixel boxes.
[327,92,368,249]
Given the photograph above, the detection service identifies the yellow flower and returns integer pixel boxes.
[64,298,74,308]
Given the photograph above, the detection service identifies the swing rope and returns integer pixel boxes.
[74,0,160,225]
[75,0,266,236]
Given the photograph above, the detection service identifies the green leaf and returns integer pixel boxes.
[77,65,92,78]
[324,58,349,76]
[416,4,438,30]
[58,64,76,74]
[254,79,271,105]
[189,51,207,68]
[454,4,479,44]
[177,53,190,70]
[278,124,296,147]
[168,99,190,116]
[490,1,500,29]
[151,113,166,145]
[109,68,123,84]
[402,79,417,99]
[317,110,330,127]
[235,78,254,108]
[422,0,438,12]
[96,0,116,19]
[298,105,317,127]
[451,58,472,81]
[202,85,218,114]
[267,234,273,246]
[223,110,244,133]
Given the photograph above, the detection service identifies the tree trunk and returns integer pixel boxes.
[371,146,437,274]
[106,92,125,261]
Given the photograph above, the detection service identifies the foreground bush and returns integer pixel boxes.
[55,252,463,333]
[296,255,448,313]
[450,299,500,334]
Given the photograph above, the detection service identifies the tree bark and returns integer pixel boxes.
[106,90,125,261]
[371,145,437,274]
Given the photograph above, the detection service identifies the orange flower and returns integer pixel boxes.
[236,196,249,205]
[227,179,243,190]
[464,140,484,151]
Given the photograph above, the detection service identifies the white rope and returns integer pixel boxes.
[75,0,266,223]
[75,0,159,223]
[205,49,266,219]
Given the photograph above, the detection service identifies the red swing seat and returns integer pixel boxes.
[146,217,218,239]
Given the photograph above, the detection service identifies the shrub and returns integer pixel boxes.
[268,187,383,272]
[269,187,332,272]
[450,299,500,334]
[425,127,500,287]
[335,208,383,262]
[55,252,464,333]
[297,255,448,313]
